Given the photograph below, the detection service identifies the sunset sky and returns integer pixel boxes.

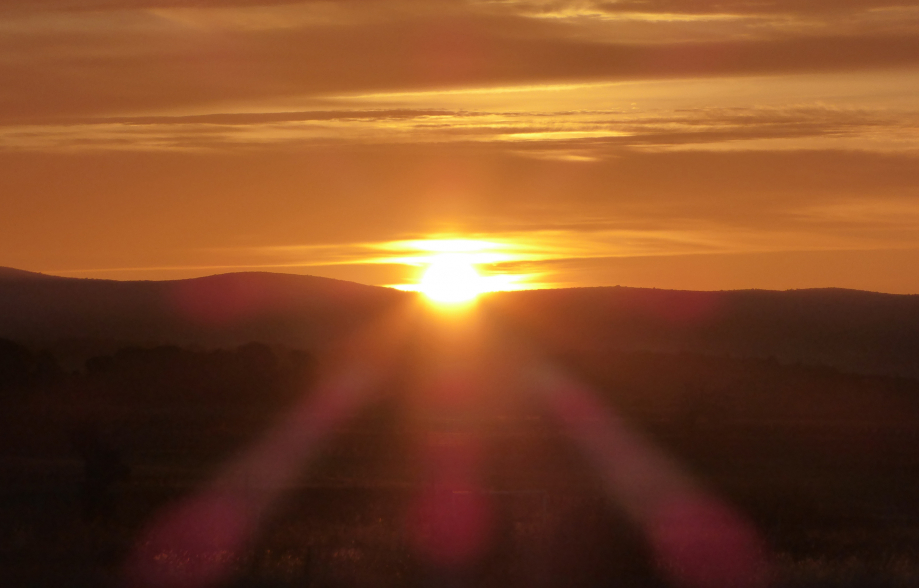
[2,1,918,292]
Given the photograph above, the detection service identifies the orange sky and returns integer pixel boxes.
[2,1,918,292]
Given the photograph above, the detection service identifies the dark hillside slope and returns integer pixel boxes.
[0,268,410,351]
[3,268,919,378]
[483,287,919,378]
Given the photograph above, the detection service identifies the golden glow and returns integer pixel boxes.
[385,238,540,297]
[417,255,487,303]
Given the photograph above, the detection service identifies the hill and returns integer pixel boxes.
[483,286,919,379]
[2,268,919,378]
[0,268,410,355]
[3,268,919,586]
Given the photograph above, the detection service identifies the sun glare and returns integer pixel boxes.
[386,237,541,297]
[418,255,487,304]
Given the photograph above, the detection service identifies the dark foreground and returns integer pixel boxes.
[2,337,919,587]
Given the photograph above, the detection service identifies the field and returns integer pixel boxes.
[3,341,919,587]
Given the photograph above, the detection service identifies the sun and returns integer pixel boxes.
[385,237,538,298]
[418,255,487,304]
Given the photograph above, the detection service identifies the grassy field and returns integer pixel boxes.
[3,343,919,587]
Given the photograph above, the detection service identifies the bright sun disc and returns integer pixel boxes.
[418,255,485,303]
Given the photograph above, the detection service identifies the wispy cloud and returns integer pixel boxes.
[3,90,916,154]
[2,0,919,121]
[183,216,919,289]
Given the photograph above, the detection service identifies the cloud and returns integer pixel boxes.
[0,0,406,12]
[3,97,916,155]
[503,0,918,17]
[2,0,913,15]
[1,1,918,120]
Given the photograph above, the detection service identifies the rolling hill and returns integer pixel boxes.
[2,267,919,378]
[0,268,410,355]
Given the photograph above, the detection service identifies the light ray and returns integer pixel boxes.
[123,304,417,588]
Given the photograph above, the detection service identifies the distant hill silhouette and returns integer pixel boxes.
[0,267,57,281]
[2,268,919,378]
[482,287,919,379]
[0,268,410,356]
